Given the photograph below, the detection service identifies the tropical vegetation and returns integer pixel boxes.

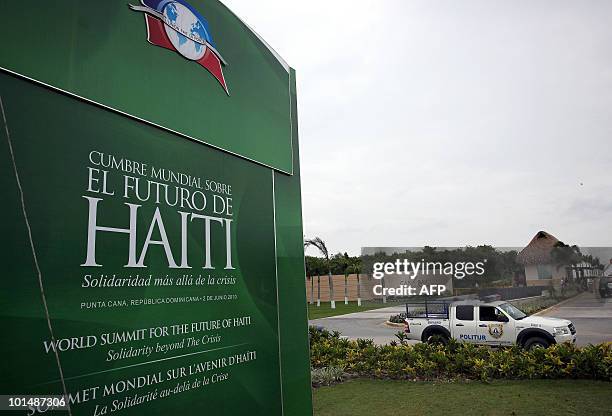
[310,327,612,382]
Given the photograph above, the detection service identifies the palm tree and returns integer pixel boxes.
[344,271,349,305]
[348,257,363,306]
[317,274,321,306]
[305,237,335,309]
[342,254,350,305]
[310,276,314,305]
[305,257,314,305]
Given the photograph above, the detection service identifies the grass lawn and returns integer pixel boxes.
[313,379,612,416]
[308,301,398,320]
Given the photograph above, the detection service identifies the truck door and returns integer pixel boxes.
[451,305,481,343]
[476,306,515,346]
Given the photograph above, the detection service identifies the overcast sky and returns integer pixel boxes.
[222,0,612,255]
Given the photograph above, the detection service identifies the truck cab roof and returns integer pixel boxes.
[450,300,506,307]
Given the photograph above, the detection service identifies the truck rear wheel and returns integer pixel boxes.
[425,333,449,345]
[524,337,549,350]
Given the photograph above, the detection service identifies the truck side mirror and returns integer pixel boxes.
[497,314,509,322]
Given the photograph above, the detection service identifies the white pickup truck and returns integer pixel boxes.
[403,300,576,349]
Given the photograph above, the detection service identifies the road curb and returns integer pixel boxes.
[384,321,405,328]
[534,293,584,316]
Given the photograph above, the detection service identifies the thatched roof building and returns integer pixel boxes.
[516,231,560,266]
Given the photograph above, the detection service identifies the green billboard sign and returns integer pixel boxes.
[0,1,312,415]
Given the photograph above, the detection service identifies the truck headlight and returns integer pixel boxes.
[553,326,569,336]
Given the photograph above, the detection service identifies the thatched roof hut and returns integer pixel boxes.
[516,231,560,266]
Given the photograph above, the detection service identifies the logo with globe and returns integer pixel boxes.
[130,0,229,95]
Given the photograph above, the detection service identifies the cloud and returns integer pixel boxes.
[222,0,612,254]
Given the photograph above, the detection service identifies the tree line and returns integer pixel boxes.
[305,238,603,308]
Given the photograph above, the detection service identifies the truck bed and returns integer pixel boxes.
[404,301,451,341]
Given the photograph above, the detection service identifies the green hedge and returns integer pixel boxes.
[309,327,612,381]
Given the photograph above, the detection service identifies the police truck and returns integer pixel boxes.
[403,300,576,349]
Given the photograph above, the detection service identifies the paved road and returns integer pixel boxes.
[310,304,417,345]
[536,292,612,346]
[310,292,612,346]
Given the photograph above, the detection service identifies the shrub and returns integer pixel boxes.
[311,366,344,386]
[309,326,612,382]
[394,331,409,345]
[389,313,406,323]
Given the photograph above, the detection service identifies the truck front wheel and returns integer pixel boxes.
[524,337,549,350]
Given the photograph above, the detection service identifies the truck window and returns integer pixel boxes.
[479,306,499,321]
[455,305,474,321]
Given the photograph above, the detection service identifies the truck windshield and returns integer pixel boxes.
[498,303,527,320]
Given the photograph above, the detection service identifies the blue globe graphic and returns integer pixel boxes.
[163,2,209,61]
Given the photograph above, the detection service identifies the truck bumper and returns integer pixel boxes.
[555,333,576,344]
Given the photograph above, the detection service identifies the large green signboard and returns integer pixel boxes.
[0,1,311,415]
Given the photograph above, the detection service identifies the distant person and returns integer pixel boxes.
[604,259,612,277]
[560,277,566,297]
[599,259,612,298]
